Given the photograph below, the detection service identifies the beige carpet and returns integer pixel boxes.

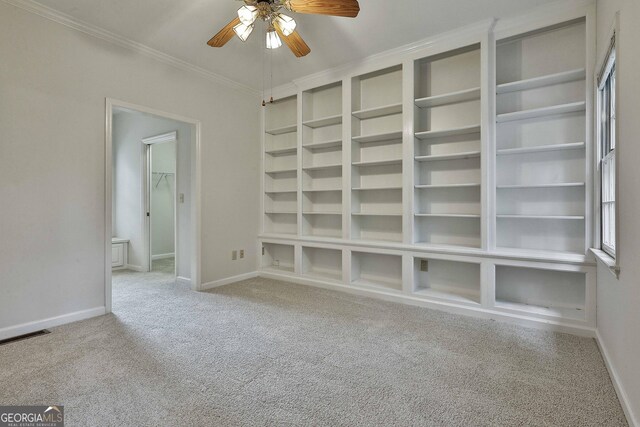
[0,268,627,426]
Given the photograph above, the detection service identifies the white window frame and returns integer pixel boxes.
[592,13,620,276]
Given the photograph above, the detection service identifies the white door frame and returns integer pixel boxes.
[105,98,202,313]
[142,131,178,274]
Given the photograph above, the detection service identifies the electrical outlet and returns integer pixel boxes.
[273,259,280,267]
[420,259,428,271]
[232,250,238,261]
[239,249,244,259]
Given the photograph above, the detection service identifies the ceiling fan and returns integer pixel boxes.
[207,0,360,58]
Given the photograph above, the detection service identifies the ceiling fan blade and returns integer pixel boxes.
[207,17,241,47]
[274,24,311,57]
[285,0,360,17]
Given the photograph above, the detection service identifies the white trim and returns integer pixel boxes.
[1,0,259,97]
[151,253,175,261]
[596,330,639,427]
[125,264,145,272]
[106,98,202,315]
[0,307,106,341]
[176,276,192,286]
[258,270,596,337]
[590,248,619,277]
[200,272,258,291]
[142,131,177,146]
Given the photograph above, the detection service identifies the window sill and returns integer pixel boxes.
[590,248,620,278]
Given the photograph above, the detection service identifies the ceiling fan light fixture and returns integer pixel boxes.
[266,29,282,49]
[275,14,297,36]
[233,22,254,42]
[237,5,258,26]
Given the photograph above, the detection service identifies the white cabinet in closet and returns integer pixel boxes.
[264,96,298,235]
[495,19,587,255]
[302,83,343,238]
[413,45,482,248]
[351,66,404,243]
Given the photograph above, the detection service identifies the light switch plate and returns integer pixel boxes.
[239,249,244,259]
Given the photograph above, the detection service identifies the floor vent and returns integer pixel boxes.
[0,330,51,346]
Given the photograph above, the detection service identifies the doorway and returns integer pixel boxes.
[105,99,201,313]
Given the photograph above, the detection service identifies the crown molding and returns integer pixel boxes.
[2,0,260,97]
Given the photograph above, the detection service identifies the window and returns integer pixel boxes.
[597,39,616,258]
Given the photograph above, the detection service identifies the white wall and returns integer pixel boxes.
[151,141,176,260]
[595,0,640,425]
[0,2,260,334]
[112,112,184,271]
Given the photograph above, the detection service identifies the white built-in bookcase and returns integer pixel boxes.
[259,7,597,335]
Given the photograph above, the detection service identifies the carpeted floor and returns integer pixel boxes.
[0,267,627,426]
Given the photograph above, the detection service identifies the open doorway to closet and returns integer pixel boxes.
[106,99,201,313]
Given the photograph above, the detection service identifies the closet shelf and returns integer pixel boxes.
[265,211,297,215]
[497,215,585,220]
[352,159,402,167]
[352,103,402,120]
[415,213,480,218]
[303,139,342,150]
[302,163,342,171]
[415,151,480,162]
[303,188,342,193]
[265,124,297,135]
[303,212,342,216]
[265,189,297,194]
[497,182,585,189]
[497,142,585,155]
[352,212,402,217]
[415,124,481,140]
[302,114,342,128]
[352,131,403,144]
[265,168,297,174]
[352,186,402,191]
[496,101,586,123]
[415,183,481,189]
[413,288,481,305]
[265,146,297,155]
[415,87,481,108]
[496,68,586,94]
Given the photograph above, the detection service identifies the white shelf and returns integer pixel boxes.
[351,278,403,292]
[265,211,297,215]
[415,151,481,162]
[265,146,297,155]
[262,266,295,274]
[303,188,342,193]
[265,189,297,194]
[497,142,585,155]
[352,103,403,120]
[415,183,480,189]
[265,168,297,174]
[495,300,585,321]
[302,114,343,128]
[496,68,586,94]
[265,124,297,135]
[497,183,585,189]
[302,163,342,171]
[353,212,402,217]
[497,215,585,220]
[352,186,402,191]
[303,212,342,216]
[352,159,402,167]
[415,124,481,140]
[303,139,342,150]
[352,131,403,144]
[415,213,480,218]
[496,101,586,123]
[414,288,481,305]
[415,87,481,108]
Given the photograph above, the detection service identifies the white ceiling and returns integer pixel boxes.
[33,0,565,90]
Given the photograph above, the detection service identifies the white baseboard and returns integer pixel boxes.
[596,330,638,427]
[0,306,106,341]
[152,253,175,261]
[200,271,258,291]
[125,264,145,272]
[176,276,191,286]
[258,270,596,338]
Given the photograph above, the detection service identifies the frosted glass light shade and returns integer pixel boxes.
[275,14,296,36]
[266,30,282,49]
[233,22,254,42]
[237,5,258,26]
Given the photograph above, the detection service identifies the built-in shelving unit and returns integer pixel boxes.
[259,11,596,333]
[413,44,482,248]
[302,82,343,238]
[264,95,298,235]
[352,66,404,243]
[495,18,588,255]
